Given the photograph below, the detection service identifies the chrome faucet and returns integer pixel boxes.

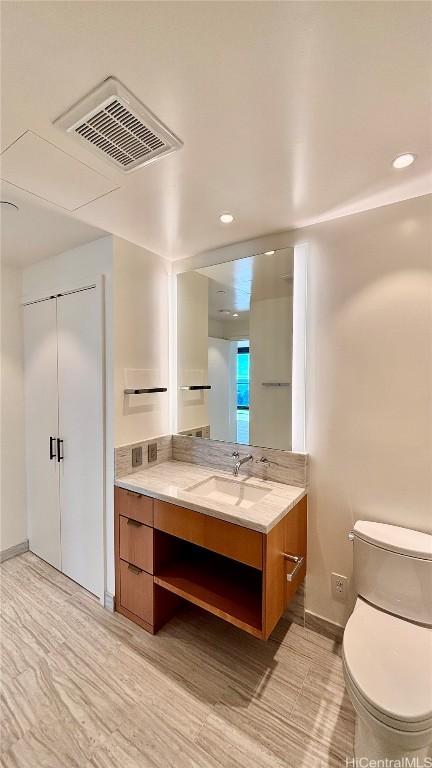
[232,451,253,477]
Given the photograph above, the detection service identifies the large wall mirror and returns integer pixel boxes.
[176,246,305,452]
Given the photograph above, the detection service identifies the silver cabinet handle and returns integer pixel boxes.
[128,564,142,575]
[127,518,143,528]
[284,553,305,582]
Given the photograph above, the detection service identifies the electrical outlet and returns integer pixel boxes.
[331,572,349,602]
[131,446,142,468]
[148,442,158,463]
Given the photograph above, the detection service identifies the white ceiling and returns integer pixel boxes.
[1,1,431,264]
[0,181,106,267]
[199,247,294,321]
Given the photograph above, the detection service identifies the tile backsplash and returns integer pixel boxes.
[115,433,308,487]
[171,434,308,488]
[115,434,172,477]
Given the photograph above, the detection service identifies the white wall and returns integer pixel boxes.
[296,194,432,625]
[249,295,292,450]
[113,237,170,447]
[1,264,27,551]
[22,236,113,302]
[208,337,237,442]
[177,272,209,432]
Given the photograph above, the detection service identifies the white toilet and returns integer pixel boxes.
[343,521,432,762]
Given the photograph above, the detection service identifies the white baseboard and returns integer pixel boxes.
[103,592,115,612]
[0,540,29,564]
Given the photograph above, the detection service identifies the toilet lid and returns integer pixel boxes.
[353,521,432,560]
[343,599,432,727]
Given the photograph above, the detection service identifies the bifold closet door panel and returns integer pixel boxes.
[23,299,61,569]
[57,288,103,597]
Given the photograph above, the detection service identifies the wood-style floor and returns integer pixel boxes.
[0,552,354,767]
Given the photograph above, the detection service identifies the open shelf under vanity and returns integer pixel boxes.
[154,534,263,635]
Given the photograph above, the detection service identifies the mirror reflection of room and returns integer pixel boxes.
[177,247,294,451]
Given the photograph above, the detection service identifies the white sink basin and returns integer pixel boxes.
[185,476,270,509]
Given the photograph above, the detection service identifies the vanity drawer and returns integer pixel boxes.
[154,499,263,570]
[119,559,154,624]
[119,516,153,573]
[115,486,153,526]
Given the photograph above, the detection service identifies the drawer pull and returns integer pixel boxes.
[284,553,305,582]
[127,518,143,528]
[128,564,143,575]
[126,490,142,499]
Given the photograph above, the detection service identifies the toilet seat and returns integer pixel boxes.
[343,659,432,735]
[343,598,432,733]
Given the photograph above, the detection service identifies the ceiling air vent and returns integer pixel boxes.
[54,77,183,173]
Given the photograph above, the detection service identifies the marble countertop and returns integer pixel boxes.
[115,460,306,533]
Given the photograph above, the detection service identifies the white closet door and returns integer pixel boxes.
[24,299,61,569]
[57,288,103,597]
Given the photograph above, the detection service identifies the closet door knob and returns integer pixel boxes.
[49,436,56,461]
[57,438,64,462]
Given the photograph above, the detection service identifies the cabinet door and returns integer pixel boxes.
[24,299,60,569]
[57,288,103,597]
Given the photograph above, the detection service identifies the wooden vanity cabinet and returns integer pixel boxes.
[115,486,307,640]
[114,488,181,633]
[114,487,154,632]
[153,499,263,570]
[263,495,307,638]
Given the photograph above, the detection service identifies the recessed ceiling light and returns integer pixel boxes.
[232,313,239,318]
[264,250,275,256]
[218,309,231,315]
[0,200,19,211]
[216,289,226,294]
[219,213,234,224]
[392,153,416,169]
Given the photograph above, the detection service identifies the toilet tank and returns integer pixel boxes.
[352,521,432,626]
